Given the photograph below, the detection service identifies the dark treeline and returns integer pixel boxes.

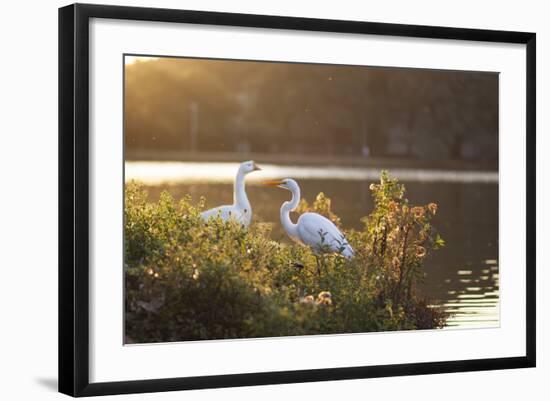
[125,57,498,165]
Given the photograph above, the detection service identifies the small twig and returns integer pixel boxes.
[380,222,388,259]
[395,224,410,305]
[372,216,381,255]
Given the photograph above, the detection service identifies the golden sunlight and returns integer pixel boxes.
[124,56,158,65]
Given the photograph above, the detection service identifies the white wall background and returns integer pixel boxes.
[0,0,546,399]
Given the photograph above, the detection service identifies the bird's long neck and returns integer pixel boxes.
[281,186,300,241]
[233,169,250,208]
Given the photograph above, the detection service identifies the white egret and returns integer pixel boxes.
[201,160,261,227]
[264,178,354,259]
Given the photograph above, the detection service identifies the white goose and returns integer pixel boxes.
[264,178,354,259]
[201,160,261,227]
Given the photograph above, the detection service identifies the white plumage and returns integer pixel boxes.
[201,160,260,227]
[264,178,354,259]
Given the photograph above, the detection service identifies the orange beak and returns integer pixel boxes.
[262,179,284,187]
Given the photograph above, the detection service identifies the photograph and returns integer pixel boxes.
[123,55,499,344]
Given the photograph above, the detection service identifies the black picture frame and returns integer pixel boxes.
[59,3,536,397]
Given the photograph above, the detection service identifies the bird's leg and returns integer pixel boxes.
[315,254,321,277]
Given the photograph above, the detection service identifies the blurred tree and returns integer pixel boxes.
[124,57,498,165]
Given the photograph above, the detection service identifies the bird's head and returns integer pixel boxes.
[240,160,261,174]
[263,178,299,192]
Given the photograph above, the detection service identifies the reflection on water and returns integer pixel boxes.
[125,161,499,329]
[126,161,498,184]
[434,261,499,328]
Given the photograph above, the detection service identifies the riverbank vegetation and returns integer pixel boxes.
[125,172,447,343]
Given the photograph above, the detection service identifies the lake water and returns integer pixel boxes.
[126,161,499,329]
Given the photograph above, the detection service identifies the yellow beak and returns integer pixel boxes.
[262,179,284,187]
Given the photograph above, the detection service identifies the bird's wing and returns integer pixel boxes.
[201,205,249,226]
[201,205,234,220]
[297,213,352,255]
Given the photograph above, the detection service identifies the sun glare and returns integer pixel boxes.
[125,56,158,65]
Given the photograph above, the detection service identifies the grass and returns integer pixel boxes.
[124,171,447,343]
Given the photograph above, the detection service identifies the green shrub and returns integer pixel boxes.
[124,172,447,343]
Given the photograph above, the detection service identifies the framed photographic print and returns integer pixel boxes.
[58,3,536,397]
